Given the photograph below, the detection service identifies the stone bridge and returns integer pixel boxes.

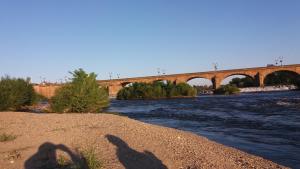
[98,64,300,97]
[34,64,300,98]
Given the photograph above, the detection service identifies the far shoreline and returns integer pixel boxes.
[109,87,299,100]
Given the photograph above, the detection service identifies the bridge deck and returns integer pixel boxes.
[98,64,300,83]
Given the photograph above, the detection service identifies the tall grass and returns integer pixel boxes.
[0,133,17,142]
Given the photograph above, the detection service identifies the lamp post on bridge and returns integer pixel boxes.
[162,69,166,75]
[157,68,161,76]
[275,56,284,66]
[109,72,112,80]
[212,62,219,90]
[212,62,218,71]
[279,56,283,66]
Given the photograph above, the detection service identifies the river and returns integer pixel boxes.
[105,91,300,168]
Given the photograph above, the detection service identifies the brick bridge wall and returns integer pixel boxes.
[33,85,61,99]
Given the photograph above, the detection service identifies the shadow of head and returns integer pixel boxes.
[24,142,88,169]
[106,134,129,148]
[106,134,168,169]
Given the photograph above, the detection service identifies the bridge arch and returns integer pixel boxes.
[152,79,174,84]
[264,69,299,78]
[185,76,212,82]
[220,73,257,87]
[153,79,169,84]
[186,77,213,94]
[121,82,134,87]
[264,70,300,86]
[222,72,256,80]
[186,77,213,86]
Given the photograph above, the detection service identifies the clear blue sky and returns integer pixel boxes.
[1,0,300,83]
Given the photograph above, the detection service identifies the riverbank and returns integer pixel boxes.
[240,85,298,93]
[0,112,287,169]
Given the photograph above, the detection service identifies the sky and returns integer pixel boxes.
[0,0,300,83]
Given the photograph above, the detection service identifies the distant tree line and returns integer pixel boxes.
[117,81,197,100]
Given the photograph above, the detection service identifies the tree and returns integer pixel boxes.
[214,84,240,95]
[0,76,36,111]
[51,69,109,113]
[229,77,255,88]
[193,85,213,94]
[116,81,196,100]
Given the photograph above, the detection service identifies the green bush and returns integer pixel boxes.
[50,69,109,113]
[193,85,213,94]
[229,77,255,88]
[117,81,197,100]
[0,76,36,111]
[214,84,240,95]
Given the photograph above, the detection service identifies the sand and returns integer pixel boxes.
[0,112,287,169]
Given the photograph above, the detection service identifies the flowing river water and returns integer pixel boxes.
[105,91,300,168]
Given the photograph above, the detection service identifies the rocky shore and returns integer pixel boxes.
[240,85,297,93]
[0,112,287,169]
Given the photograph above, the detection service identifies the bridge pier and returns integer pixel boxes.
[258,73,265,87]
[108,84,123,97]
[212,76,221,90]
[174,77,187,84]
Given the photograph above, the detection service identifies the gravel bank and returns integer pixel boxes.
[0,112,287,169]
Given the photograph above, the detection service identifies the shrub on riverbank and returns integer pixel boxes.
[0,76,36,111]
[50,69,109,113]
[117,81,197,100]
[229,77,255,88]
[214,84,240,95]
[193,85,213,94]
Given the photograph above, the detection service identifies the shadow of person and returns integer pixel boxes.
[106,135,168,169]
[24,142,88,169]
